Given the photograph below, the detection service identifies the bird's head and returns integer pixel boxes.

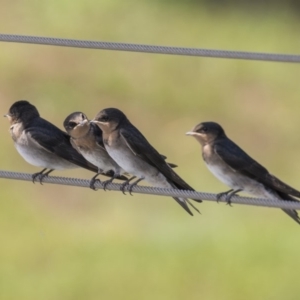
[4,100,40,125]
[91,108,127,134]
[63,112,90,138]
[186,121,226,146]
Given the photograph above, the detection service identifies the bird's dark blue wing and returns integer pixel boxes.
[214,138,300,197]
[119,125,197,192]
[25,117,98,172]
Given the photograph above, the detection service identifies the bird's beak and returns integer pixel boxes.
[3,114,8,117]
[79,119,88,126]
[186,131,197,136]
[90,119,105,125]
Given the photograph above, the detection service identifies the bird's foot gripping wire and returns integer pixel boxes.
[119,176,136,195]
[101,178,113,191]
[89,173,102,191]
[127,177,145,195]
[217,189,242,206]
[102,173,121,191]
[216,189,233,203]
[32,168,54,184]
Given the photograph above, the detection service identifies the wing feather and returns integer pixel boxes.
[214,138,300,198]
[119,126,195,191]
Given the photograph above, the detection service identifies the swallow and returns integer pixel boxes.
[91,108,201,216]
[186,121,300,224]
[63,112,128,189]
[4,100,100,183]
[63,112,176,191]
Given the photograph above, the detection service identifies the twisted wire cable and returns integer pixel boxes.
[1,170,300,210]
[0,33,300,63]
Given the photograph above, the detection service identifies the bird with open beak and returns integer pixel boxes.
[63,111,128,190]
[186,121,300,224]
[91,107,201,216]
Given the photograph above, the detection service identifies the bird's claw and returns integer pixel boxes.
[89,178,101,191]
[225,195,233,206]
[127,178,144,195]
[216,189,234,204]
[32,172,48,184]
[39,173,48,184]
[120,182,129,195]
[102,179,113,191]
[222,189,242,207]
[31,173,41,184]
[216,192,225,203]
[216,192,231,203]
[128,183,136,196]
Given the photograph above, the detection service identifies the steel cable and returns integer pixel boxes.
[1,170,300,210]
[0,33,300,63]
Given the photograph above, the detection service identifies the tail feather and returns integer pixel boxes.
[281,208,300,224]
[187,199,201,213]
[167,182,200,215]
[159,179,201,216]
[172,197,194,216]
[171,181,202,203]
[276,191,300,225]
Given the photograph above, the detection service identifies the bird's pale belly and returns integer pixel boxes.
[80,149,114,172]
[106,146,151,177]
[15,143,76,170]
[105,145,170,187]
[206,162,280,199]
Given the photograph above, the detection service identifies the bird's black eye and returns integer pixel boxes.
[200,126,208,133]
[81,113,85,120]
[100,116,109,122]
[68,121,77,128]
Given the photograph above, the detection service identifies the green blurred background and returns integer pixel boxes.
[1,1,300,299]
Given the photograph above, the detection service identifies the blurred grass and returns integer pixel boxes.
[1,0,300,299]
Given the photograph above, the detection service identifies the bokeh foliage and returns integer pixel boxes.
[1,1,300,299]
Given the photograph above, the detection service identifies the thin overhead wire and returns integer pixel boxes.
[1,170,300,210]
[0,33,300,63]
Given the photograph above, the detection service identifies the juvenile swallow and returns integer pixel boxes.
[186,121,300,224]
[63,112,176,191]
[63,112,128,189]
[91,108,201,216]
[4,100,99,183]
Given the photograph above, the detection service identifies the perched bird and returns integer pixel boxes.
[4,100,100,183]
[63,112,175,191]
[91,108,201,216]
[186,121,300,224]
[63,112,128,189]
